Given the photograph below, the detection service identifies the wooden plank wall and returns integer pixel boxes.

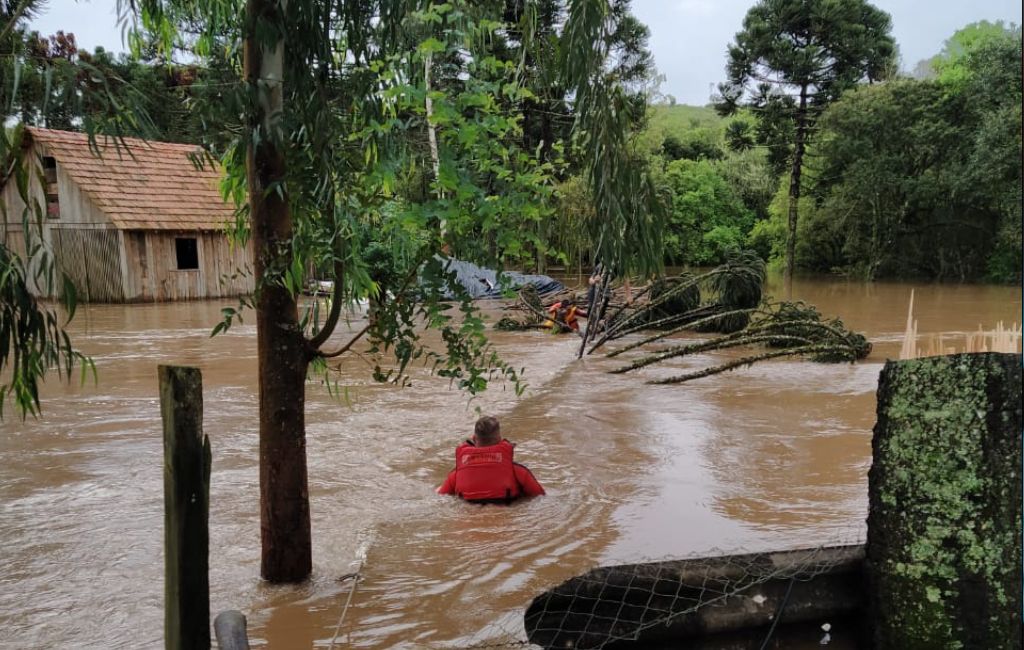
[122,231,253,301]
[51,228,125,302]
[2,141,119,298]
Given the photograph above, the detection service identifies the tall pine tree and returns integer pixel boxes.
[717,0,895,289]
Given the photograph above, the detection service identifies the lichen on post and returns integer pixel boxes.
[866,353,1022,649]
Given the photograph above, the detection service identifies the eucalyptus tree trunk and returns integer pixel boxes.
[244,0,312,583]
[785,83,809,298]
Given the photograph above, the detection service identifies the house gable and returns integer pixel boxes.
[25,127,235,231]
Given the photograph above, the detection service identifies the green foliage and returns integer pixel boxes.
[695,250,765,332]
[723,117,755,152]
[660,128,722,161]
[639,103,721,152]
[713,147,775,221]
[735,18,1022,282]
[745,89,795,176]
[931,20,1022,87]
[718,0,896,109]
[717,0,896,278]
[641,103,775,268]
[747,176,830,271]
[493,0,655,169]
[807,24,1022,281]
[561,0,665,279]
[551,174,594,269]
[662,158,753,265]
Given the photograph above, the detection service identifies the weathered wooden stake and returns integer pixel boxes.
[867,353,1022,649]
[160,365,212,650]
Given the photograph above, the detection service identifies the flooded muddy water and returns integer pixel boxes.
[0,275,1020,648]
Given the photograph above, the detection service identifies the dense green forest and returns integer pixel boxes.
[640,20,1021,283]
[3,11,1021,282]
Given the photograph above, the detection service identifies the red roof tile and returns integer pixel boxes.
[26,127,236,231]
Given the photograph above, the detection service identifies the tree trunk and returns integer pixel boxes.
[244,0,312,583]
[785,84,808,299]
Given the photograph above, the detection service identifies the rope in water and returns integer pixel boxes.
[757,576,796,650]
[327,561,364,650]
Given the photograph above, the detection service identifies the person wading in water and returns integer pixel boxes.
[437,416,545,503]
[545,297,587,333]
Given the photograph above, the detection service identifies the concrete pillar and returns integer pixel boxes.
[867,353,1022,649]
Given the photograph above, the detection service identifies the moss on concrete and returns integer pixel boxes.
[867,353,1022,649]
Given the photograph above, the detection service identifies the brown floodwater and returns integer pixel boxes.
[0,275,1020,649]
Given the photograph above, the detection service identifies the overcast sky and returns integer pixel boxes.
[30,0,1024,106]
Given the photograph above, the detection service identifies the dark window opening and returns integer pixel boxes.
[43,156,59,218]
[175,238,199,270]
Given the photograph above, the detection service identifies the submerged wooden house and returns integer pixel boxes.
[1,127,253,302]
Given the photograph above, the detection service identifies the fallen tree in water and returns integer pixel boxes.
[610,301,872,384]
[578,252,872,383]
[588,251,766,354]
[493,252,871,381]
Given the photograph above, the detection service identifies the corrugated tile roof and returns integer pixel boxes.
[27,127,236,231]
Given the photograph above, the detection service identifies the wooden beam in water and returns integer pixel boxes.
[213,610,251,650]
[160,365,212,650]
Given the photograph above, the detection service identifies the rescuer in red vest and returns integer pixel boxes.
[545,297,587,333]
[437,416,546,503]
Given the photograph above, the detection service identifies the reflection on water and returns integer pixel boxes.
[0,275,1019,648]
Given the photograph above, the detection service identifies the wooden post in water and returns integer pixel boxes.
[213,610,251,650]
[160,365,212,650]
[867,353,1022,649]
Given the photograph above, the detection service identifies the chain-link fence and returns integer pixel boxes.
[456,540,866,650]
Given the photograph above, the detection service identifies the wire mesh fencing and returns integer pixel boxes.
[459,538,866,650]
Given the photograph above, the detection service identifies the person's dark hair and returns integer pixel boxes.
[474,416,501,445]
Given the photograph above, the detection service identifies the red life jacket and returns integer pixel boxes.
[452,439,521,502]
[546,302,579,331]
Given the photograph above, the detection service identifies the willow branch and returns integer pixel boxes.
[0,0,33,42]
[317,257,423,358]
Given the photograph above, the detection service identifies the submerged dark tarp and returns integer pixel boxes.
[438,257,564,299]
